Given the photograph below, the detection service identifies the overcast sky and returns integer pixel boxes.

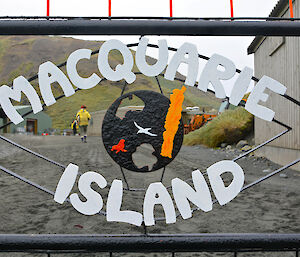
[0,0,279,95]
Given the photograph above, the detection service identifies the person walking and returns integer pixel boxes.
[76,105,91,143]
[71,118,78,136]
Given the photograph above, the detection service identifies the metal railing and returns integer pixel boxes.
[0,17,300,36]
[0,16,299,256]
[0,234,299,256]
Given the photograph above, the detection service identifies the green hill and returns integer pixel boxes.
[0,36,220,130]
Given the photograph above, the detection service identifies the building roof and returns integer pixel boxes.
[14,105,31,110]
[0,105,31,119]
[247,0,291,54]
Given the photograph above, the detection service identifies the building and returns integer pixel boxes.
[248,0,300,170]
[0,106,52,135]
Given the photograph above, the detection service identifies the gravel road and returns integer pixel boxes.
[0,134,299,257]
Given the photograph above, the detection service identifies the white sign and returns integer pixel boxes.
[0,37,287,124]
[54,161,244,227]
[0,37,288,227]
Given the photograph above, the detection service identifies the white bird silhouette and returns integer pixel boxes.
[134,121,157,137]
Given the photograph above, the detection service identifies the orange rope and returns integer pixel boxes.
[289,0,294,18]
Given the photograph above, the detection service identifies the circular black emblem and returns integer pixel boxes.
[102,90,184,172]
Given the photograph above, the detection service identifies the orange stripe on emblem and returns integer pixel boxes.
[161,86,186,158]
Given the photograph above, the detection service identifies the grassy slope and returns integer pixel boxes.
[183,108,254,148]
[0,36,221,130]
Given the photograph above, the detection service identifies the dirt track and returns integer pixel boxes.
[0,134,299,256]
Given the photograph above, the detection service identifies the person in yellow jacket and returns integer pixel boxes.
[70,118,79,136]
[76,105,91,143]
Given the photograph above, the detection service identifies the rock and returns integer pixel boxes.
[280,174,288,179]
[236,140,248,149]
[221,143,227,148]
[226,145,232,150]
[241,145,252,152]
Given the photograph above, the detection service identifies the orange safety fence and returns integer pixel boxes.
[107,0,173,17]
[45,0,295,19]
[46,0,298,20]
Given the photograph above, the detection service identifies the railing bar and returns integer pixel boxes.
[0,134,66,169]
[4,20,300,36]
[0,232,296,237]
[142,222,148,236]
[0,164,55,196]
[0,250,294,252]
[273,118,293,130]
[0,134,173,193]
[283,94,300,106]
[0,133,145,191]
[120,81,127,96]
[232,129,290,162]
[0,164,107,216]
[160,167,166,183]
[119,166,130,190]
[0,234,299,252]
[155,76,164,95]
[240,158,300,192]
[188,158,300,216]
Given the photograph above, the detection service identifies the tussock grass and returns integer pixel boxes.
[183,107,253,148]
